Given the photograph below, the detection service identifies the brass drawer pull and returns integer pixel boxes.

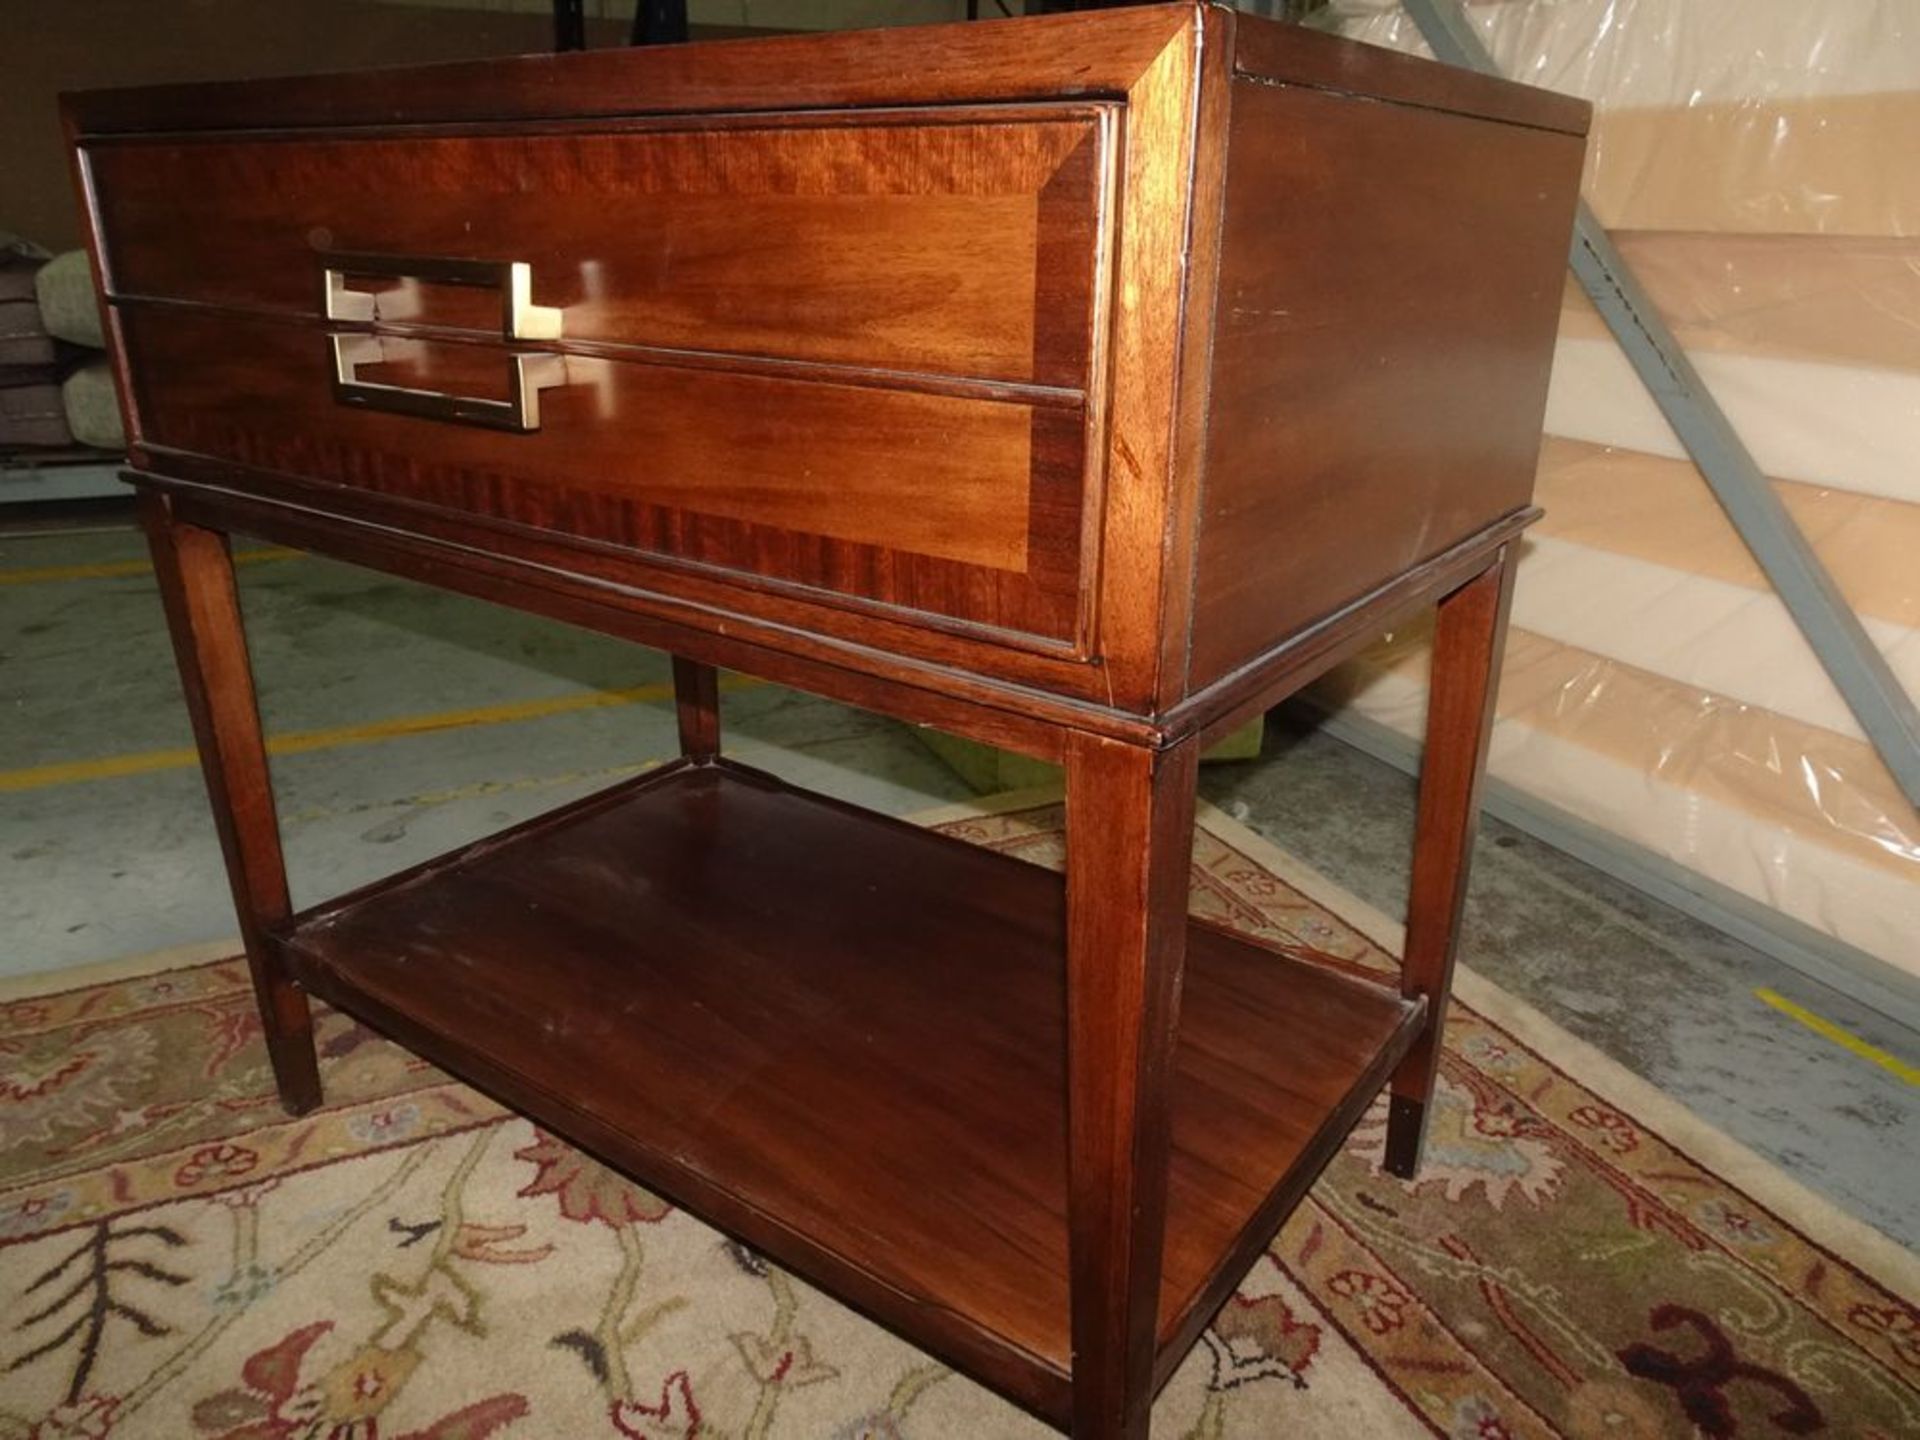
[329,336,566,433]
[322,252,565,432]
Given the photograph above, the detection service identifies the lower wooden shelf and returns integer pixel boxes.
[273,758,1423,1425]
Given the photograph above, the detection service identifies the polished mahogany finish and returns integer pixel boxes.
[70,7,1585,1436]
[141,493,322,1117]
[1386,550,1520,1177]
[1187,79,1581,686]
[88,109,1110,387]
[670,655,721,761]
[68,3,1586,714]
[272,758,1423,1424]
[120,305,1092,641]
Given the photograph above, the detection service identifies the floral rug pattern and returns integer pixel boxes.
[1,804,1914,1439]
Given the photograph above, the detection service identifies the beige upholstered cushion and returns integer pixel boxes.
[61,356,124,449]
[34,250,105,349]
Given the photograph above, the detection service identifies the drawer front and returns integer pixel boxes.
[91,108,1113,648]
[87,110,1109,389]
[121,307,1089,643]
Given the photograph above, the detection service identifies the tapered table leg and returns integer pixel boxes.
[142,492,322,1115]
[1063,731,1199,1439]
[670,655,721,761]
[1384,546,1518,1178]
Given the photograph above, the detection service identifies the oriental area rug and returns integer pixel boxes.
[1,797,1914,1440]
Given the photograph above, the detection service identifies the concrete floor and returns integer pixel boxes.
[1205,718,1920,1249]
[3,517,1915,1249]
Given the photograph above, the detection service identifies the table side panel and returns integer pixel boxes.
[1228,6,1590,135]
[1185,78,1584,689]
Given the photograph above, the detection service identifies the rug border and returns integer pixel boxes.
[12,789,1913,1300]
[0,937,242,1003]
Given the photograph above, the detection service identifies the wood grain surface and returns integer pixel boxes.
[1386,549,1519,1177]
[63,4,1581,142]
[142,493,321,1115]
[278,760,1421,1425]
[89,110,1109,388]
[1185,77,1584,688]
[123,307,1089,640]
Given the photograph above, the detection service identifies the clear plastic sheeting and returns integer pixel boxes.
[1311,0,1920,979]
[1326,0,1920,235]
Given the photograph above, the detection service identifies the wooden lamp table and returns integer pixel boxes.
[65,6,1586,1436]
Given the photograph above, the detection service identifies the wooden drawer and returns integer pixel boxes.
[86,109,1109,388]
[88,107,1112,649]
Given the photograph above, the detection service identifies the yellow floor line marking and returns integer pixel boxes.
[0,547,301,587]
[284,760,662,824]
[1755,987,1920,1086]
[0,676,761,794]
